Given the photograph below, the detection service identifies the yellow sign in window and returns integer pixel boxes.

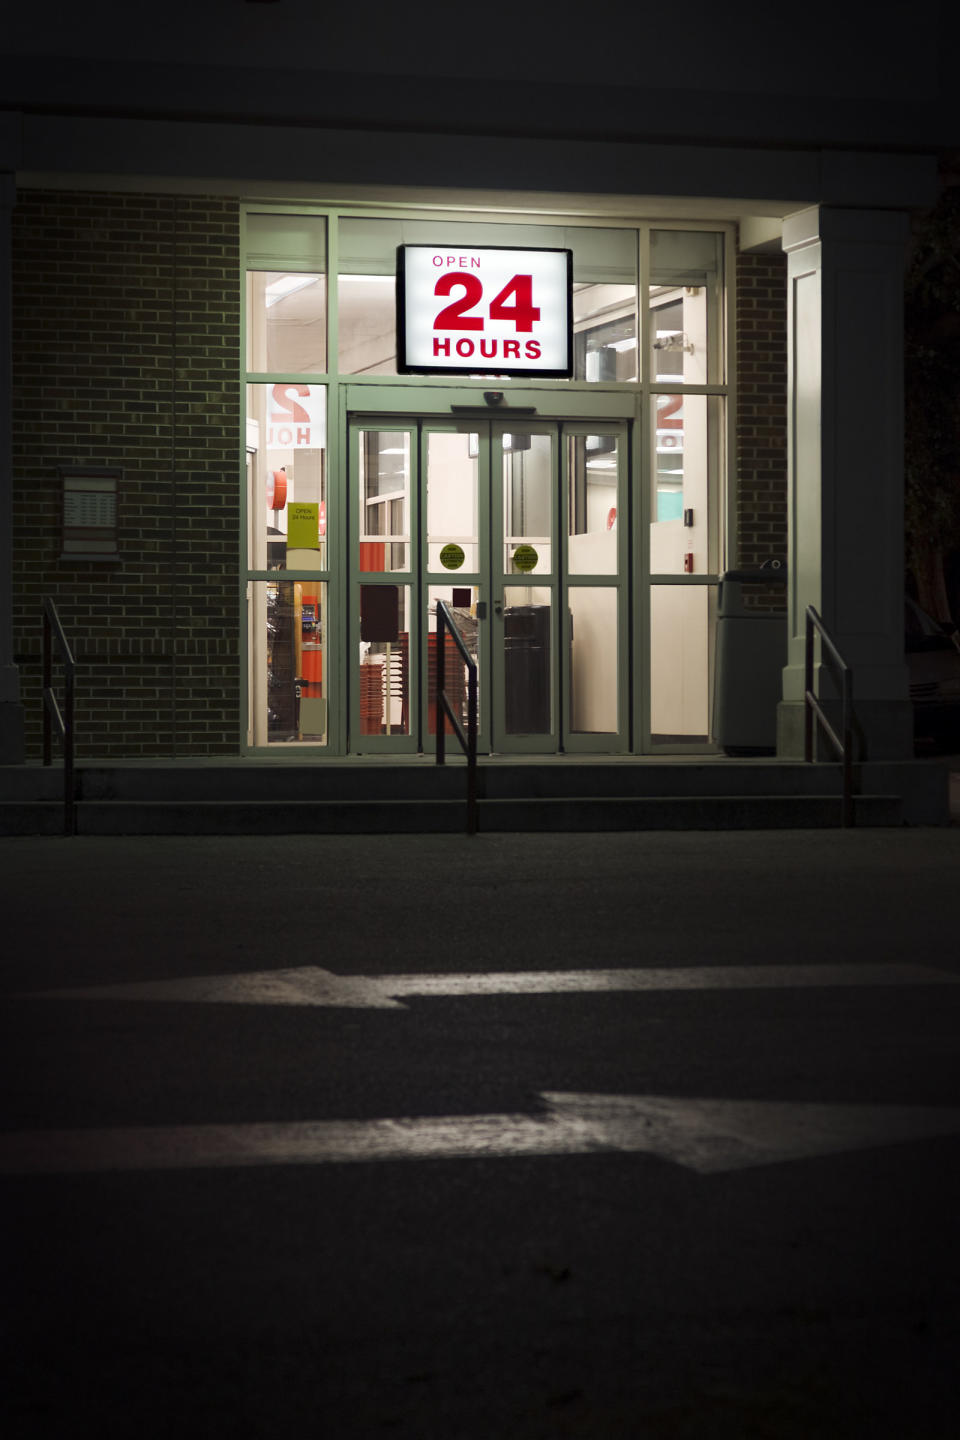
[287,502,320,551]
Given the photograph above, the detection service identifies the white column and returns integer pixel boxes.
[0,173,24,763]
[777,206,913,760]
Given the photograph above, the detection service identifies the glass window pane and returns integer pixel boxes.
[569,587,618,734]
[246,271,327,374]
[571,229,637,381]
[338,272,398,377]
[650,585,715,743]
[649,230,723,384]
[650,394,721,575]
[428,586,480,736]
[568,434,619,575]
[248,579,328,746]
[503,433,553,574]
[246,383,326,571]
[426,431,479,572]
[359,585,410,736]
[574,287,637,382]
[359,431,411,572]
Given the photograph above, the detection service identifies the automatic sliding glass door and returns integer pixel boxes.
[349,414,628,754]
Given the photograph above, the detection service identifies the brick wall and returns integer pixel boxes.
[12,189,241,758]
[735,248,788,606]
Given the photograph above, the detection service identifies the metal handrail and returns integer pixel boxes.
[804,604,856,827]
[435,599,478,835]
[42,597,77,835]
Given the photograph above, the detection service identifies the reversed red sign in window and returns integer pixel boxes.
[266,384,325,449]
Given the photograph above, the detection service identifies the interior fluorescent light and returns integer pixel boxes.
[608,338,637,352]
[265,275,319,307]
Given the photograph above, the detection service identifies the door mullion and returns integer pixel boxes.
[561,422,629,752]
[420,420,489,754]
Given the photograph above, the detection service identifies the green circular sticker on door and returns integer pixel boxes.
[439,543,466,571]
[512,543,539,573]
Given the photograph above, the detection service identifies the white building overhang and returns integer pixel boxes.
[3,111,940,225]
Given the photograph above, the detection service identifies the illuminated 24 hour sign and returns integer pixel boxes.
[397,245,573,377]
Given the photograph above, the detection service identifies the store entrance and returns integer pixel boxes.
[349,415,629,754]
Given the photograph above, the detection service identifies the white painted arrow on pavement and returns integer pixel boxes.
[24,962,959,1009]
[2,1094,959,1177]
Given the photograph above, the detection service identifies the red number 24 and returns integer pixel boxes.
[434,273,540,333]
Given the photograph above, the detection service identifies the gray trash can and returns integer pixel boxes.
[712,564,787,756]
[504,604,551,733]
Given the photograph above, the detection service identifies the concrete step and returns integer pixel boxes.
[478,793,903,831]
[0,792,902,836]
[0,759,897,802]
[2,756,943,834]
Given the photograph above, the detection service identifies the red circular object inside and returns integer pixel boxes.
[268,470,287,509]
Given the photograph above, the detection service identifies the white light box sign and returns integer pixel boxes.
[397,245,573,378]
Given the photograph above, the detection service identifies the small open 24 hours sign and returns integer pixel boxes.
[397,245,573,378]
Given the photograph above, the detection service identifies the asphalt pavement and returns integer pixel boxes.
[2,822,960,1438]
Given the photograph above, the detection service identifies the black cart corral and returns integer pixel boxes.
[712,564,787,756]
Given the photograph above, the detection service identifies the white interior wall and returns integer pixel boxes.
[426,432,478,581]
[650,586,709,736]
[566,557,618,733]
